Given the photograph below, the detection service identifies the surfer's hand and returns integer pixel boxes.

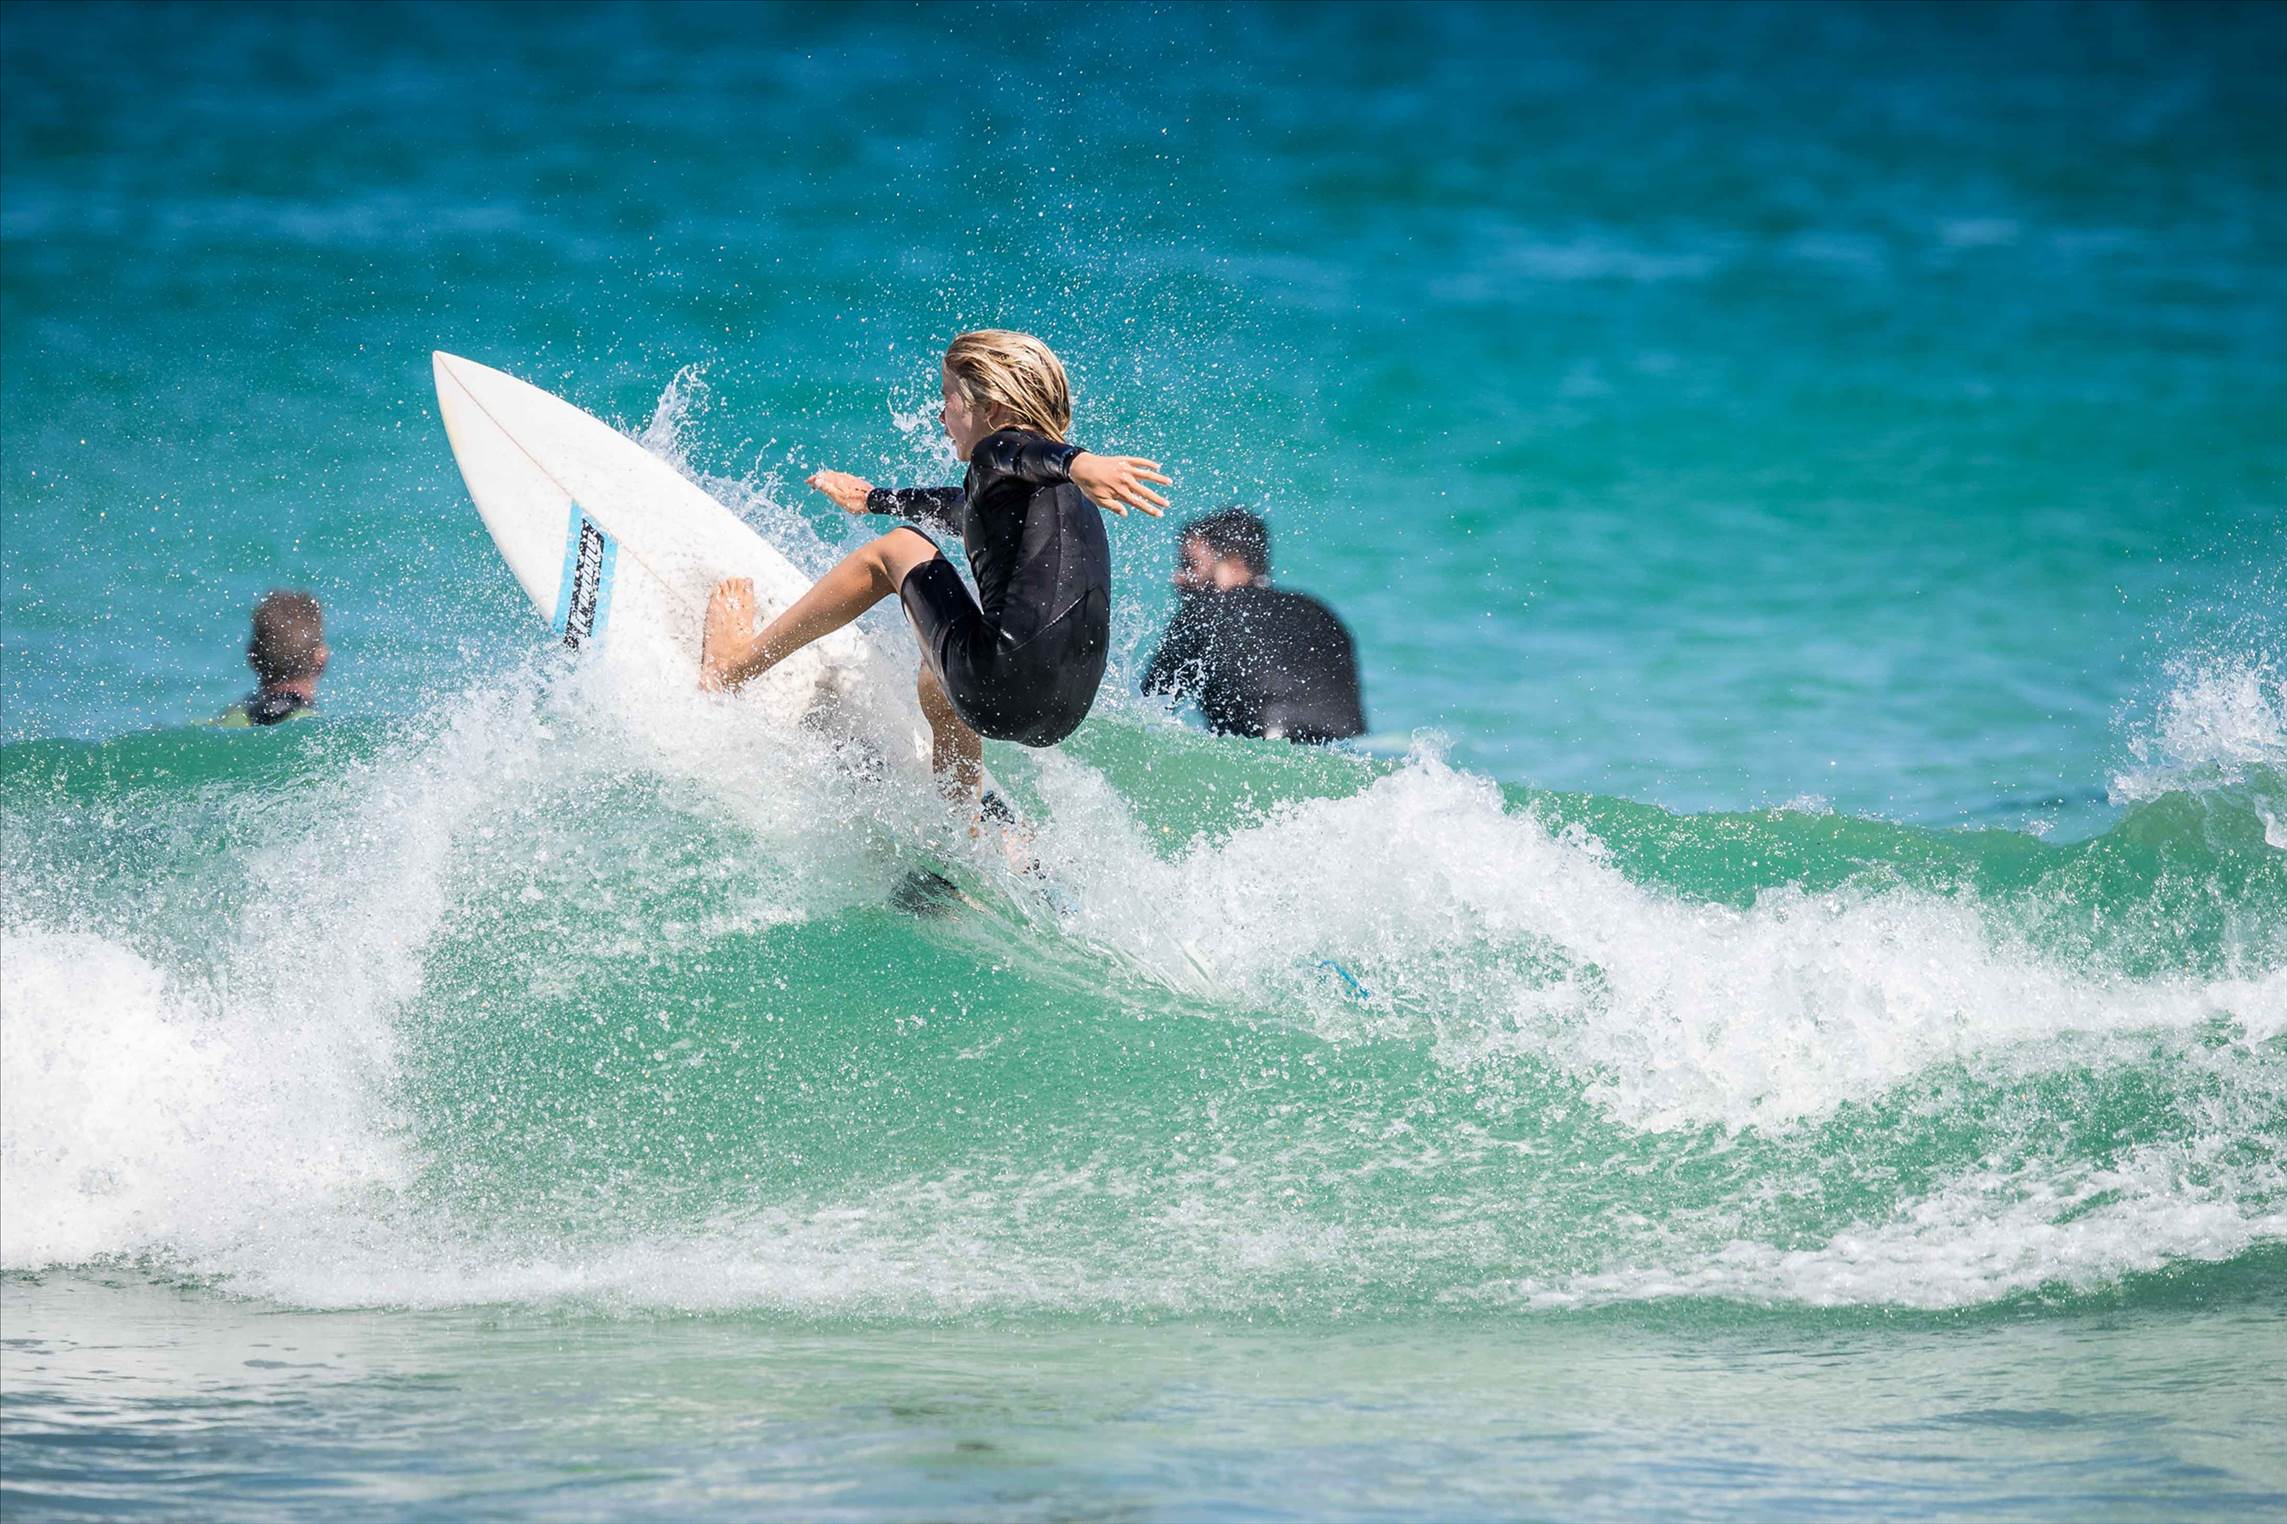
[1070,452,1170,518]
[807,470,875,515]
[700,578,759,692]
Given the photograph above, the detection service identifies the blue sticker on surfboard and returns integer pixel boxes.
[552,504,618,650]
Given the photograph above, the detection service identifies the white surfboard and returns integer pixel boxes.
[431,350,863,712]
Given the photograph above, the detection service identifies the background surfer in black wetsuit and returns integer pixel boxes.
[700,330,1169,802]
[1143,508,1367,744]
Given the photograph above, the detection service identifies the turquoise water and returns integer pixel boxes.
[3,1,2284,1518]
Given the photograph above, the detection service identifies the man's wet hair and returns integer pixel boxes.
[248,591,325,683]
[1182,507,1270,578]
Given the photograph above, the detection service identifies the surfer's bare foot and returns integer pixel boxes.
[700,578,759,691]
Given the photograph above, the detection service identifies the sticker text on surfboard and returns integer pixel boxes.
[553,505,618,650]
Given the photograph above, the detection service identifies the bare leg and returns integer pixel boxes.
[702,530,941,692]
[919,666,1032,868]
[916,663,984,803]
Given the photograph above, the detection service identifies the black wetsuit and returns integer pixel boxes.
[1142,586,1367,743]
[867,428,1111,747]
[212,688,316,727]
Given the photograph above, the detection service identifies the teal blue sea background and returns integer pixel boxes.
[3,2,2283,1519]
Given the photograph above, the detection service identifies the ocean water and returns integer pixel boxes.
[3,1,2284,1519]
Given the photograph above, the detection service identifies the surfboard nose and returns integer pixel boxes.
[434,351,511,396]
[433,350,494,405]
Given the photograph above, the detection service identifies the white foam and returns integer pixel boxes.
[0,534,997,1278]
[2114,652,2286,805]
[1024,748,2281,1132]
[0,928,402,1269]
[7,703,2279,1312]
[1495,1140,2287,1312]
[0,679,559,1272]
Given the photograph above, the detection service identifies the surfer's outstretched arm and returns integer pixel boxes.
[965,432,1170,518]
[809,470,967,534]
[809,457,1169,525]
[700,529,941,692]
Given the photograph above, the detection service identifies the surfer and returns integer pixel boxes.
[1143,509,1366,743]
[700,330,1168,800]
[211,590,327,727]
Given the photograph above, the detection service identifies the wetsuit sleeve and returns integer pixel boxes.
[865,486,966,535]
[1142,595,1211,697]
[965,429,1082,496]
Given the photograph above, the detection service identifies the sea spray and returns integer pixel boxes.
[3,636,2279,1315]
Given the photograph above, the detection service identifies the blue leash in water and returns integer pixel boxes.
[1318,960,1371,1000]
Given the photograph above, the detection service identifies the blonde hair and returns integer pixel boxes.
[945,329,1072,442]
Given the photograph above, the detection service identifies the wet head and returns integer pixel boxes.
[1175,508,1269,592]
[249,590,328,690]
[940,329,1072,459]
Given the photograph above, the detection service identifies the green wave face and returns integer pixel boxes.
[2,667,2282,1320]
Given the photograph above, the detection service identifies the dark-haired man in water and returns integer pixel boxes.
[212,590,327,727]
[1142,509,1365,744]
